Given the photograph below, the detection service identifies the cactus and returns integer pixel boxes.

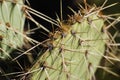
[0,0,120,80]
[28,4,114,80]
[0,0,25,59]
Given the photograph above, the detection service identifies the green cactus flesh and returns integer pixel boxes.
[30,9,109,80]
[0,0,25,59]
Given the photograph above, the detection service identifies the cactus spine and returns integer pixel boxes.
[0,0,25,59]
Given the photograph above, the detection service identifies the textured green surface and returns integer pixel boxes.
[30,11,108,80]
[0,0,25,59]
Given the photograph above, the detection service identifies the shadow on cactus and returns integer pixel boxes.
[0,0,120,80]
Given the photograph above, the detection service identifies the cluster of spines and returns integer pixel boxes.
[28,5,110,80]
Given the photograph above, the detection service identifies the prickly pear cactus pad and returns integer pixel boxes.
[0,0,25,59]
[30,7,109,80]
